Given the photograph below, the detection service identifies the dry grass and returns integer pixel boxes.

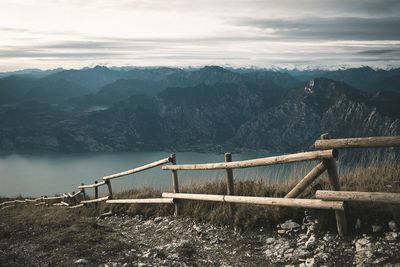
[3,149,400,233]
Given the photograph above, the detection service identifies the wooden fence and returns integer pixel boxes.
[1,134,400,237]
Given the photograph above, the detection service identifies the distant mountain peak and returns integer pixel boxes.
[304,79,315,94]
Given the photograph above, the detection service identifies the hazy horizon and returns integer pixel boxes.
[1,0,400,72]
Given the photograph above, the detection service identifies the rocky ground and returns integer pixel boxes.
[0,207,400,266]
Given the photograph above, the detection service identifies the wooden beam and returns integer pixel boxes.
[320,134,348,237]
[94,181,99,208]
[315,136,400,149]
[106,180,113,199]
[81,196,109,204]
[107,198,174,204]
[79,181,105,189]
[285,162,327,198]
[170,154,180,216]
[68,204,84,209]
[224,153,235,217]
[162,150,337,171]
[162,192,344,210]
[43,195,65,200]
[316,190,400,204]
[103,157,172,180]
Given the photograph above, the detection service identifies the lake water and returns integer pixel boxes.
[0,151,319,197]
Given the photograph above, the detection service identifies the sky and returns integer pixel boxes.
[0,0,400,71]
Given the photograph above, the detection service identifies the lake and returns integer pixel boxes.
[0,151,319,197]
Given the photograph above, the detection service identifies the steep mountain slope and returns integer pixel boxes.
[67,79,165,108]
[0,66,398,154]
[233,78,400,151]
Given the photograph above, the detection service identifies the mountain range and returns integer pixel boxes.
[0,65,399,153]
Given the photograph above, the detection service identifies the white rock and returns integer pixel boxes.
[305,257,315,267]
[74,259,88,265]
[280,220,300,230]
[323,234,334,242]
[305,235,317,249]
[266,237,275,245]
[154,217,163,223]
[388,220,397,231]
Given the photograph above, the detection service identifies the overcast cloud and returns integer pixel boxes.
[0,0,399,71]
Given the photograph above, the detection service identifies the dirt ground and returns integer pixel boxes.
[1,206,400,266]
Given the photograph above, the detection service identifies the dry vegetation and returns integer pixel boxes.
[2,149,400,234]
[79,149,400,234]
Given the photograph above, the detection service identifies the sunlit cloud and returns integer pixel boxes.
[0,0,399,71]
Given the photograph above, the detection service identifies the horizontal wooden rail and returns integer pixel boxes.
[81,196,109,204]
[25,199,37,203]
[68,204,84,209]
[314,136,400,149]
[316,190,400,204]
[107,198,174,204]
[70,190,82,198]
[103,157,172,180]
[43,196,65,200]
[162,150,336,171]
[79,181,105,189]
[162,192,344,210]
[0,200,16,206]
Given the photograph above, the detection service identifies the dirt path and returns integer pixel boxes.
[1,207,400,266]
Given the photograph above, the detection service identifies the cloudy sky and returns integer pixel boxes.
[1,0,400,71]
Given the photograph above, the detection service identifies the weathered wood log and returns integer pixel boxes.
[79,181,106,189]
[68,203,84,209]
[81,196,109,204]
[161,193,344,210]
[94,181,99,208]
[285,162,327,198]
[224,153,235,217]
[1,200,16,205]
[25,199,37,203]
[81,184,87,200]
[71,190,82,198]
[314,136,400,149]
[107,198,174,204]
[43,195,65,200]
[60,201,70,206]
[103,157,172,180]
[170,154,180,216]
[106,180,113,199]
[320,134,348,237]
[316,191,400,204]
[53,202,68,207]
[15,200,26,203]
[162,150,337,171]
[99,211,113,219]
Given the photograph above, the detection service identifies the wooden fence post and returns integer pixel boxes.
[106,180,113,199]
[224,153,235,217]
[321,134,348,237]
[81,183,87,201]
[94,181,99,208]
[170,154,180,216]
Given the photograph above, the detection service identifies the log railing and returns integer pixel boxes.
[1,135,399,237]
[104,156,174,205]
